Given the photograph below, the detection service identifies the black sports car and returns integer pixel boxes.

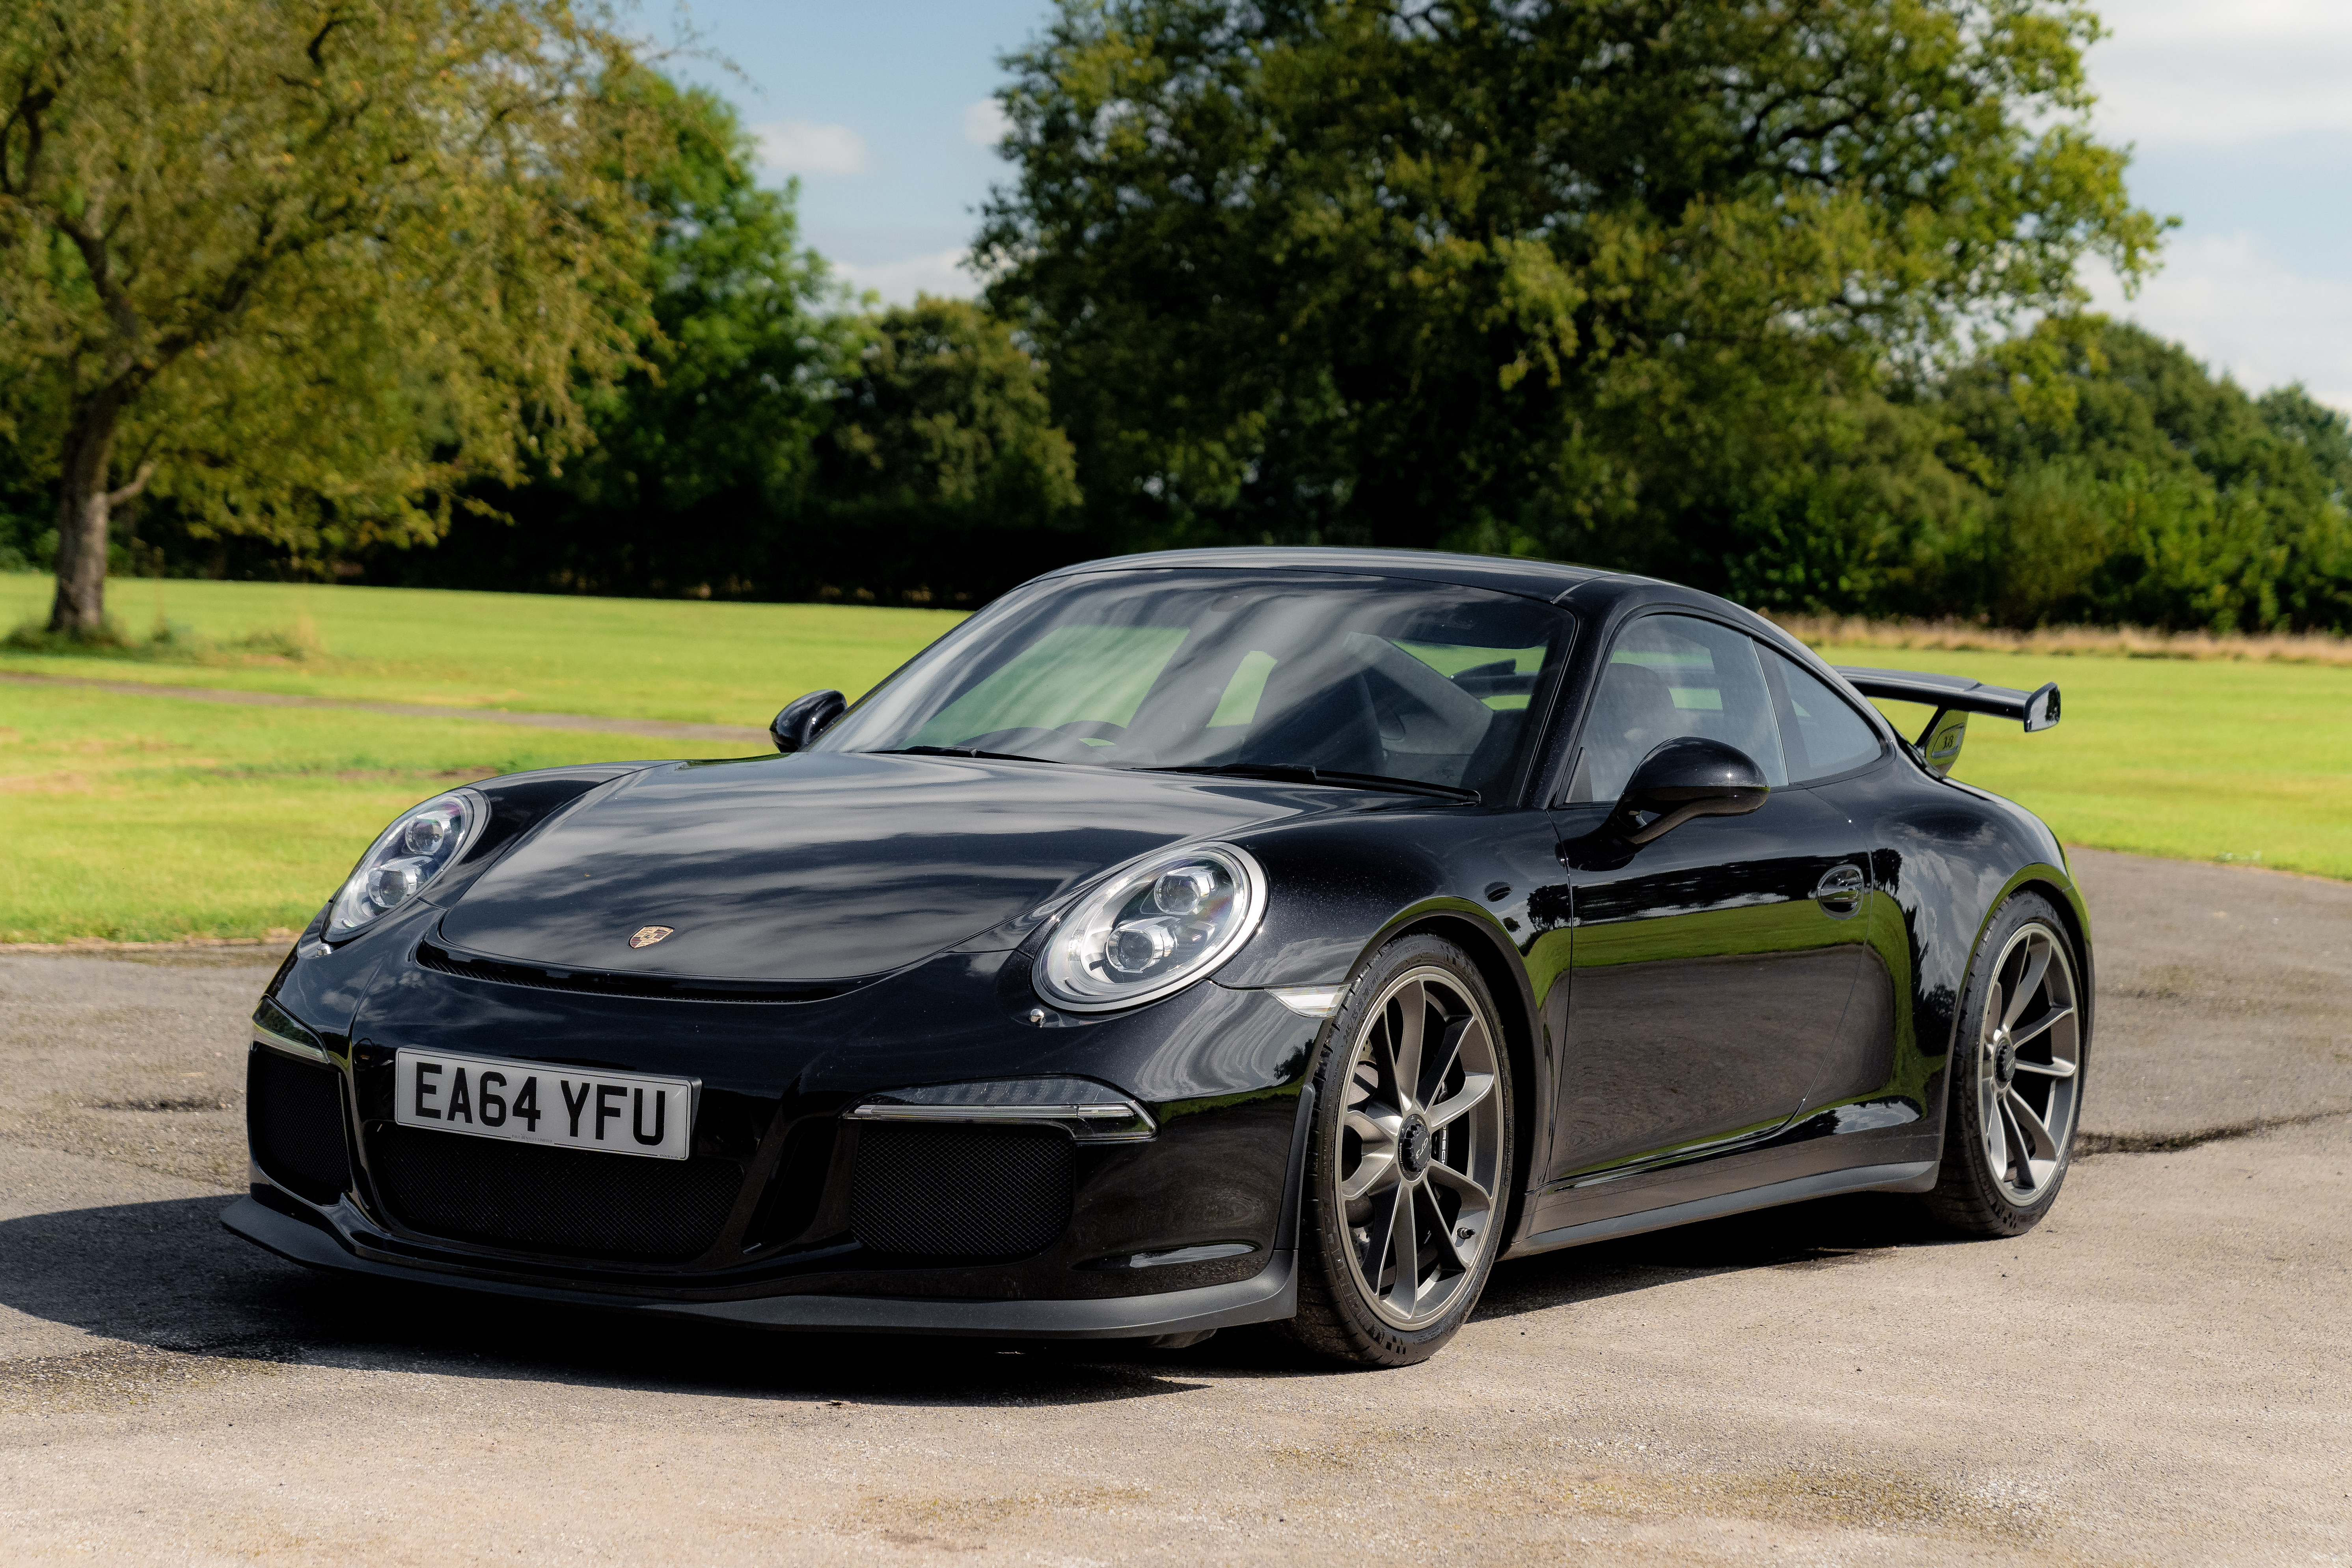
[228,548,2087,1367]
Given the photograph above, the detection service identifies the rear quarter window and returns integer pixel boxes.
[1761,647,1885,781]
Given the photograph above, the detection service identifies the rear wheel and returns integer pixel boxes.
[1919,893,2086,1237]
[1273,935,1514,1368]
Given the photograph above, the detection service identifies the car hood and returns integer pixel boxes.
[436,751,1329,981]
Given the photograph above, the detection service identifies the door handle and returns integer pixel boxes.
[1813,863,1865,913]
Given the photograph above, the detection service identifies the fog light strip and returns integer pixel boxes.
[251,1003,332,1065]
[252,1027,332,1065]
[847,1102,1137,1122]
[1079,1240,1260,1271]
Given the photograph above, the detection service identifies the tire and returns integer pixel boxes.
[1271,934,1515,1368]
[1918,891,2087,1238]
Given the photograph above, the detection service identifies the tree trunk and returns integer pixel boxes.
[47,396,124,637]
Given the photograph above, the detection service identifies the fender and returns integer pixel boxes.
[1956,859,2096,1059]
[1847,768,2094,1153]
[1215,804,1571,1238]
[264,761,669,1041]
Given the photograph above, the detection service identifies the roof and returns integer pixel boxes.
[1037,546,1620,604]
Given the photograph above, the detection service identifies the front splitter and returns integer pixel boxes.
[221,1195,1297,1339]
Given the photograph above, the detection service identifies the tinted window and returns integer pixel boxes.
[1565,615,1787,802]
[814,570,1573,799]
[1762,648,1884,781]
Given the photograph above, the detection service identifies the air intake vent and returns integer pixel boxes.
[414,940,864,1005]
[247,1046,352,1204]
[369,1126,740,1263]
[850,1124,1074,1259]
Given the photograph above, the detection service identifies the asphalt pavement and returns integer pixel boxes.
[2,846,2346,1564]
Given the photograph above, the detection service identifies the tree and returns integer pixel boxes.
[1925,323,2352,630]
[385,75,856,598]
[0,0,662,635]
[798,296,1084,603]
[977,0,2165,584]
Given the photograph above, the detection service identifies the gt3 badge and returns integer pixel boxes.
[628,926,675,949]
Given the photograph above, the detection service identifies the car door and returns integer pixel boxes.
[1545,613,1872,1181]
[1756,643,1905,1115]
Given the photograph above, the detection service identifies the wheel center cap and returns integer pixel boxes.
[1992,1029,2017,1089]
[1399,1115,1433,1176]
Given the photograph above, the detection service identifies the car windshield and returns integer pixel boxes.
[813,569,1575,799]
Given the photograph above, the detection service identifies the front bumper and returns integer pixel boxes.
[222,1194,1300,1338]
[238,933,1326,1331]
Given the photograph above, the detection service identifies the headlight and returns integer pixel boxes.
[326,789,485,940]
[1036,843,1265,1011]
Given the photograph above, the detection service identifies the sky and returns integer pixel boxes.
[664,0,2352,409]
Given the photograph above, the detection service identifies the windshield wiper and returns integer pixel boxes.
[1138,762,1479,804]
[880,745,1062,764]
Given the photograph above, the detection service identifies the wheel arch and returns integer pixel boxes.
[1926,863,2095,1162]
[1358,907,1545,1251]
[1955,865,2094,1055]
[2007,870,2095,1058]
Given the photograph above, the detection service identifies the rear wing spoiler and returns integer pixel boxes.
[1832,666,2060,779]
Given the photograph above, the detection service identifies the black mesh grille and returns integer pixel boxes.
[248,1047,352,1204]
[851,1124,1074,1259]
[370,1126,741,1262]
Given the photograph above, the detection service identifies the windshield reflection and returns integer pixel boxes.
[813,569,1573,801]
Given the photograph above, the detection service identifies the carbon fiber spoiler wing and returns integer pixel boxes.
[1832,666,2060,778]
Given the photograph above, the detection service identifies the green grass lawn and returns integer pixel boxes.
[0,571,962,723]
[1826,644,2350,880]
[0,681,749,942]
[2,575,2345,942]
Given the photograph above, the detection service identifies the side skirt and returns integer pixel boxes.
[1503,1160,1937,1259]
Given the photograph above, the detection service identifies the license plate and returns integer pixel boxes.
[392,1049,695,1161]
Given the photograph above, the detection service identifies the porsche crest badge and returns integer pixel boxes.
[628,926,675,949]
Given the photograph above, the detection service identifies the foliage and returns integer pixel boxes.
[370,111,1082,607]
[1883,324,2352,632]
[796,296,1085,602]
[0,0,665,629]
[375,76,859,598]
[2,2,2342,634]
[978,0,2164,577]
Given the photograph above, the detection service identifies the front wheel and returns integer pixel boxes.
[1272,935,1514,1368]
[1919,893,2087,1237]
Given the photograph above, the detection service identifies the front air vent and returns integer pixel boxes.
[414,940,865,1005]
[850,1124,1075,1259]
[248,1046,352,1204]
[369,1126,742,1262]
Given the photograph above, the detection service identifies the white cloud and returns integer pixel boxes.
[751,119,870,177]
[2087,0,2352,147]
[2086,232,2352,409]
[962,99,1011,147]
[837,248,980,306]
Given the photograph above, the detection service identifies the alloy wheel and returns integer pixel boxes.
[1975,921,2083,1206]
[1336,966,1506,1329]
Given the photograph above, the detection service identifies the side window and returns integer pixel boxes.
[1565,615,1788,803]
[1761,647,1884,782]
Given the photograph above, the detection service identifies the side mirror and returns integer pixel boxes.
[1613,736,1769,845]
[770,689,846,754]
